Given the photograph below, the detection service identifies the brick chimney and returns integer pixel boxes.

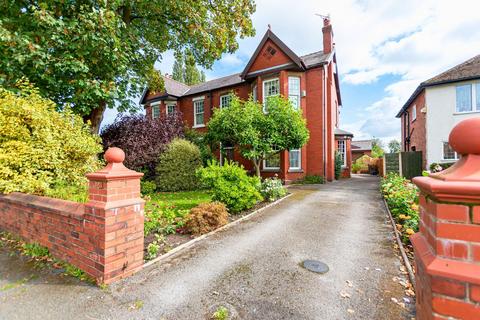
[322,17,334,54]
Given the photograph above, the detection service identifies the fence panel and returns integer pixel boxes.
[401,151,423,180]
[384,153,399,174]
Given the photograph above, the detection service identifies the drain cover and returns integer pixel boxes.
[302,260,329,274]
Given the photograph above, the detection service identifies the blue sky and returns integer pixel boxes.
[102,0,480,146]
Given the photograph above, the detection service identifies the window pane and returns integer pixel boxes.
[152,105,160,119]
[194,100,204,125]
[443,142,456,160]
[288,77,300,95]
[265,152,280,168]
[337,140,346,166]
[264,79,279,99]
[289,149,301,169]
[167,104,175,115]
[456,85,472,112]
[220,95,232,108]
[476,83,480,109]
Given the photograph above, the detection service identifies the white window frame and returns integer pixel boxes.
[337,140,347,167]
[288,76,301,110]
[252,84,257,102]
[219,142,234,166]
[151,102,161,119]
[166,102,176,116]
[442,141,459,161]
[193,96,205,128]
[263,151,280,170]
[262,78,280,111]
[411,104,417,122]
[289,149,301,170]
[455,84,473,113]
[220,94,232,109]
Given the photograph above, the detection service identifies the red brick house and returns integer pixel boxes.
[351,140,373,162]
[141,19,352,182]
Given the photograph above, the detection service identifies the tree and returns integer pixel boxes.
[183,50,204,85]
[0,1,256,132]
[206,96,310,177]
[172,52,185,83]
[371,138,385,158]
[388,139,401,153]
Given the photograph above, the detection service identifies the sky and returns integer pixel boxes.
[102,0,480,146]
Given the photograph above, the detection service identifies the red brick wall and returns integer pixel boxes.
[401,89,427,168]
[247,39,293,74]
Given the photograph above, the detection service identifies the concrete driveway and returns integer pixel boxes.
[0,175,413,319]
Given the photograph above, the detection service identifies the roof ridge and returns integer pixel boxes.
[424,54,480,84]
[300,50,324,58]
[189,73,242,89]
[162,75,191,88]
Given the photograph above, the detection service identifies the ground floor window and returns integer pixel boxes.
[166,102,176,116]
[220,142,235,165]
[194,99,205,127]
[264,152,280,170]
[152,103,160,119]
[337,140,346,167]
[442,142,458,160]
[289,149,301,170]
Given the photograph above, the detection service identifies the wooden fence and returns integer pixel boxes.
[383,151,423,180]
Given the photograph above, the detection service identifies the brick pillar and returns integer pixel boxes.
[85,147,144,284]
[411,118,480,319]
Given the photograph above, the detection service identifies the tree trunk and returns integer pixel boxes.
[253,159,261,177]
[83,102,106,134]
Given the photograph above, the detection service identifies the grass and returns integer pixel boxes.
[212,306,229,320]
[146,190,212,211]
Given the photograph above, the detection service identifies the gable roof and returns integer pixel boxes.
[351,140,372,151]
[334,128,354,137]
[140,76,191,104]
[184,73,244,96]
[396,54,480,117]
[240,29,305,78]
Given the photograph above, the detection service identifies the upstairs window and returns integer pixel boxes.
[152,103,160,119]
[288,76,301,109]
[443,142,458,160]
[476,83,480,109]
[166,102,176,116]
[411,104,417,122]
[263,78,280,111]
[220,94,232,109]
[193,98,205,127]
[337,140,346,167]
[456,84,472,112]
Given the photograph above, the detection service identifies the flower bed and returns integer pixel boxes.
[380,173,419,244]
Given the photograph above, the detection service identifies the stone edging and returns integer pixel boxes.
[381,197,416,290]
[143,193,293,269]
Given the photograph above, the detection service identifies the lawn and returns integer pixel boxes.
[146,190,212,212]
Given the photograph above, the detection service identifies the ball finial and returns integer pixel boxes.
[104,147,125,163]
[449,117,480,155]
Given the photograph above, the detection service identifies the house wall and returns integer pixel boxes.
[247,39,293,74]
[352,150,371,162]
[425,81,480,169]
[401,89,427,168]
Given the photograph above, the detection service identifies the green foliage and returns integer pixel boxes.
[141,180,157,195]
[334,151,343,180]
[0,1,256,131]
[185,202,229,235]
[21,243,50,258]
[371,138,385,158]
[155,139,203,192]
[183,50,205,85]
[206,95,309,176]
[144,205,189,236]
[293,175,325,184]
[381,173,419,243]
[172,52,185,83]
[429,162,455,173]
[260,177,287,202]
[388,139,401,153]
[184,127,214,165]
[212,306,229,320]
[145,234,165,260]
[197,160,262,213]
[45,180,89,203]
[0,82,102,195]
[351,162,362,173]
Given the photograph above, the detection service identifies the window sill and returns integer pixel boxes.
[192,124,205,129]
[453,110,480,115]
[262,168,280,172]
[288,169,303,173]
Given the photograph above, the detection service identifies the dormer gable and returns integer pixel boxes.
[240,29,305,79]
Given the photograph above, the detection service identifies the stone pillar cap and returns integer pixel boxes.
[413,117,480,203]
[86,147,143,181]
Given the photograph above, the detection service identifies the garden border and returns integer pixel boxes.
[381,197,416,289]
[144,193,293,269]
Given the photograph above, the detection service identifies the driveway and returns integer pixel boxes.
[0,175,413,319]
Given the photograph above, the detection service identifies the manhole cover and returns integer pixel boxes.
[302,260,329,274]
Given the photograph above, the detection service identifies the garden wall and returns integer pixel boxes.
[0,147,145,284]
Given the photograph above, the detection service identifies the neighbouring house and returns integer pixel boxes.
[140,19,352,182]
[351,140,372,162]
[396,54,480,170]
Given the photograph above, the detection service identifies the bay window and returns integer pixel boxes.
[166,102,176,116]
[288,76,301,109]
[289,149,301,170]
[263,78,280,111]
[337,140,346,167]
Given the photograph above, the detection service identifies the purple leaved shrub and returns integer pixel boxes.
[100,112,184,177]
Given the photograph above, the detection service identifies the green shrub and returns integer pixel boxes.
[381,173,419,243]
[351,162,361,173]
[141,180,157,195]
[334,151,343,180]
[260,177,286,201]
[185,202,229,235]
[0,81,102,195]
[44,180,88,203]
[197,160,262,213]
[184,127,214,165]
[155,139,202,192]
[144,206,189,236]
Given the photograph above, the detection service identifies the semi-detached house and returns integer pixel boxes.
[140,18,353,183]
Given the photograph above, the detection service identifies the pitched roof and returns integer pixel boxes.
[351,140,372,151]
[301,50,331,68]
[334,128,354,137]
[396,54,480,117]
[139,76,191,104]
[184,73,244,96]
